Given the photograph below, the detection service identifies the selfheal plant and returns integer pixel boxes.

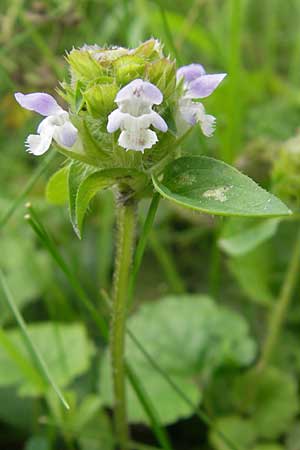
[14,38,291,450]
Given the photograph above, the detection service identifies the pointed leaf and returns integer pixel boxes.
[152,157,291,217]
[46,166,70,205]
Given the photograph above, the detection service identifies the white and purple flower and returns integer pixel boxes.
[176,64,226,137]
[15,92,78,155]
[107,79,168,152]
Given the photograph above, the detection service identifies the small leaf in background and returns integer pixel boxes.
[46,165,70,205]
[252,445,284,450]
[209,415,256,450]
[45,390,114,450]
[228,242,274,306]
[0,323,93,396]
[100,350,200,426]
[0,232,49,323]
[233,367,299,440]
[0,387,36,430]
[78,413,114,450]
[100,295,256,425]
[152,156,291,217]
[286,422,300,450]
[25,435,50,450]
[219,217,280,256]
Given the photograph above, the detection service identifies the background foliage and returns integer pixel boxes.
[1,0,300,449]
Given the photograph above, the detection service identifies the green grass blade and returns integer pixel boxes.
[25,206,109,339]
[0,152,55,229]
[156,4,182,64]
[126,364,173,450]
[128,193,160,308]
[149,231,185,294]
[0,270,70,410]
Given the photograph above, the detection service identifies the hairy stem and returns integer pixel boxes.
[258,227,300,370]
[110,195,136,450]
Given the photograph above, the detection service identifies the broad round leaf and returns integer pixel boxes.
[100,295,256,425]
[233,367,299,439]
[152,156,291,217]
[209,415,256,450]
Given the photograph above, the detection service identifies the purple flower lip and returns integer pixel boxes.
[116,79,163,105]
[187,73,227,99]
[176,64,227,99]
[176,64,226,137]
[15,92,78,155]
[14,92,63,116]
[176,64,206,83]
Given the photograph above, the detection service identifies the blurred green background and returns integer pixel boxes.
[1,1,300,450]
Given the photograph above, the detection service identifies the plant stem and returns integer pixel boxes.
[110,195,136,450]
[258,227,300,370]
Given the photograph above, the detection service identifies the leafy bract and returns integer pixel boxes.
[100,295,256,425]
[46,165,69,205]
[152,157,291,217]
[0,322,93,396]
[68,161,147,238]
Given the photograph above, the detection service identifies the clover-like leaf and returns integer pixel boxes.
[233,367,299,439]
[152,156,291,217]
[100,295,256,425]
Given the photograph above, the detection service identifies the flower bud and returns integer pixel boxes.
[83,83,119,117]
[113,55,145,84]
[67,49,104,81]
